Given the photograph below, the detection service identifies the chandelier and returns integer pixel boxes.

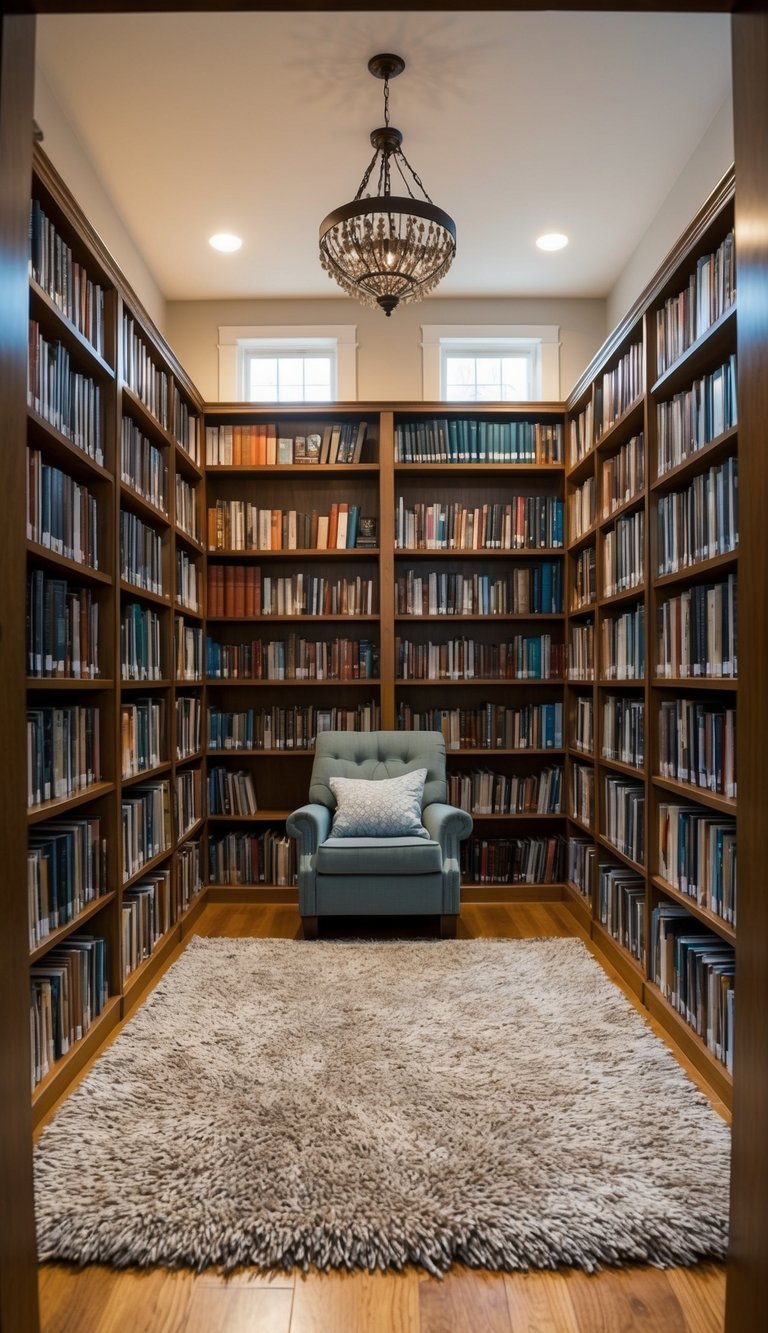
[319,54,457,317]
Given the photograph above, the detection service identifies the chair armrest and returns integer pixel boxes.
[286,804,332,917]
[422,802,473,916]
[422,802,473,846]
[286,802,332,851]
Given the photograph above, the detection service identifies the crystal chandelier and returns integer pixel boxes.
[319,54,457,317]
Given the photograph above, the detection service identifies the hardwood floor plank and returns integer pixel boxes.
[184,1283,293,1332]
[289,1270,420,1333]
[503,1270,581,1333]
[564,1266,690,1332]
[666,1265,726,1333]
[196,1266,294,1289]
[40,1266,194,1333]
[419,1266,512,1332]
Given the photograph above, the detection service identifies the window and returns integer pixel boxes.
[421,325,560,402]
[218,325,358,402]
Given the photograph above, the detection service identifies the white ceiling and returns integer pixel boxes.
[36,11,732,303]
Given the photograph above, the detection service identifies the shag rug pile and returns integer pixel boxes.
[35,936,730,1275]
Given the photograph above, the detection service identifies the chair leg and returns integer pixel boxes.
[302,915,319,940]
[439,914,458,939]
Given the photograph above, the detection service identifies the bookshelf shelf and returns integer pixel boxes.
[27,780,115,825]
[121,677,172,689]
[596,836,645,876]
[651,874,736,944]
[394,613,564,623]
[29,278,115,381]
[119,580,171,608]
[644,981,732,1102]
[565,450,596,485]
[29,890,118,964]
[599,488,647,529]
[26,541,111,586]
[206,677,382,688]
[119,482,171,529]
[207,748,314,758]
[567,522,599,555]
[27,677,113,691]
[123,845,174,891]
[121,761,172,787]
[207,547,381,561]
[177,816,205,844]
[651,676,737,691]
[594,396,645,453]
[27,409,113,482]
[651,303,737,397]
[395,462,564,476]
[651,773,737,814]
[174,446,204,482]
[121,384,175,447]
[568,813,594,837]
[395,547,564,559]
[208,614,380,624]
[598,754,647,779]
[174,528,206,555]
[208,810,291,822]
[207,463,380,476]
[598,584,646,609]
[396,677,566,688]
[650,427,738,495]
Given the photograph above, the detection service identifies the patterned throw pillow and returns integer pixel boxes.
[329,768,430,839]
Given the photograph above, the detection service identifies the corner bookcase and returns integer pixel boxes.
[24,144,737,1120]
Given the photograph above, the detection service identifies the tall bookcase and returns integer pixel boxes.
[27,150,208,1125]
[564,172,737,1106]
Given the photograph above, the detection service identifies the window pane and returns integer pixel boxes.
[277,358,302,387]
[445,357,476,389]
[475,358,501,387]
[304,357,332,388]
[249,358,277,390]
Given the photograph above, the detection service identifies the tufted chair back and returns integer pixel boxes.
[308,730,447,811]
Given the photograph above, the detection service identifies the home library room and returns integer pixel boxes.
[24,143,737,1128]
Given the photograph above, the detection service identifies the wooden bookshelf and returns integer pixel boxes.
[565,173,737,1105]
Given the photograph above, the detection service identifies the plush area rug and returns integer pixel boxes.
[35,936,730,1274]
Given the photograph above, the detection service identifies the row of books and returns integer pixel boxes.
[121,781,172,882]
[27,572,100,679]
[171,385,200,464]
[395,635,565,682]
[569,476,596,541]
[651,903,734,1070]
[602,434,645,517]
[602,603,645,680]
[656,230,735,375]
[658,804,736,924]
[208,829,297,885]
[395,497,564,551]
[121,417,168,514]
[205,702,381,752]
[602,510,644,597]
[29,198,107,356]
[656,458,738,577]
[120,700,164,779]
[27,450,100,569]
[175,474,200,542]
[120,511,164,597]
[122,602,162,681]
[460,835,564,885]
[602,695,645,769]
[568,622,595,681]
[396,565,563,618]
[394,418,563,465]
[208,767,258,817]
[27,705,101,807]
[570,763,594,827]
[207,567,376,619]
[656,356,737,476]
[176,695,202,759]
[177,840,203,913]
[207,502,372,552]
[396,701,564,751]
[28,816,106,949]
[175,549,200,612]
[206,636,379,681]
[205,420,368,467]
[603,775,645,865]
[572,547,596,609]
[28,324,103,462]
[598,866,645,963]
[567,836,595,897]
[176,618,203,681]
[569,400,594,467]
[596,341,643,437]
[122,870,172,978]
[655,576,737,679]
[175,767,202,837]
[30,935,108,1089]
[122,315,169,429]
[447,765,563,816]
[574,696,594,753]
[658,698,736,798]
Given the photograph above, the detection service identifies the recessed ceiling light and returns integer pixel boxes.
[536,232,569,252]
[209,233,242,253]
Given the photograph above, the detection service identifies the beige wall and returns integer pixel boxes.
[607,97,734,332]
[34,69,167,333]
[164,296,607,405]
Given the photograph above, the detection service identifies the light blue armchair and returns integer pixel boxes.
[286,730,473,938]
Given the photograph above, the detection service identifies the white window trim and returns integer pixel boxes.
[218,325,358,401]
[421,324,561,402]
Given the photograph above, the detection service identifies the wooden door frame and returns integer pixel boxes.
[1,6,764,1332]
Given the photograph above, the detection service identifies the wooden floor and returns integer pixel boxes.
[37,901,728,1333]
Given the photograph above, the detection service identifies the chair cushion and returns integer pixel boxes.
[328,768,429,839]
[316,836,443,876]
